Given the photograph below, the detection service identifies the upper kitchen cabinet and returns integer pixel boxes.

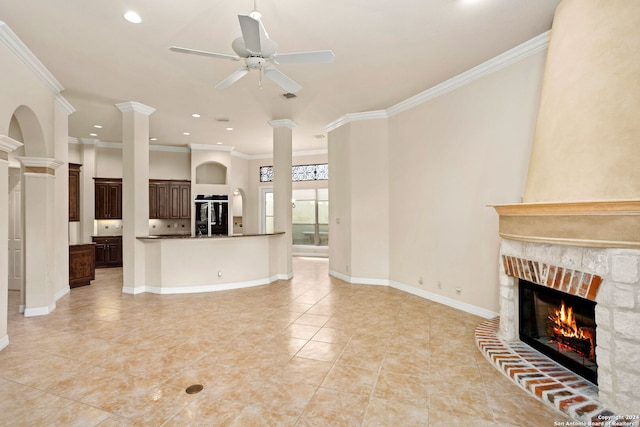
[94,178,122,219]
[69,163,81,222]
[149,179,191,219]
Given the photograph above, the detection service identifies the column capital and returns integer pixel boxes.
[268,119,297,129]
[115,101,155,115]
[16,156,64,169]
[0,135,23,154]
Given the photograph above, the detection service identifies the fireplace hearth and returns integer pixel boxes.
[519,279,597,383]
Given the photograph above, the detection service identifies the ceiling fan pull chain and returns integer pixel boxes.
[259,68,263,90]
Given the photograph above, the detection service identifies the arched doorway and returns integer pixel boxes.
[6,106,47,315]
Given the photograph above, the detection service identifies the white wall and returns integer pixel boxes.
[388,51,546,314]
[329,44,548,315]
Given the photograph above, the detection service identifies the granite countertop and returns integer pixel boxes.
[137,232,284,240]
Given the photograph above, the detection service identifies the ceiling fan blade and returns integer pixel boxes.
[272,50,335,65]
[215,67,250,89]
[263,67,302,93]
[169,46,240,61]
[238,15,262,54]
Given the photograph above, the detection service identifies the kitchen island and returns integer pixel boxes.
[135,232,290,294]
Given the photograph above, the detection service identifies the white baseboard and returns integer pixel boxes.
[329,270,497,319]
[329,270,389,286]
[24,301,56,317]
[122,274,289,295]
[390,280,498,319]
[0,335,9,351]
[55,286,70,302]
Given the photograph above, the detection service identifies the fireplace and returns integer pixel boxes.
[492,238,640,418]
[518,279,597,383]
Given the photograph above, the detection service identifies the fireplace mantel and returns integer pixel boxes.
[492,200,640,249]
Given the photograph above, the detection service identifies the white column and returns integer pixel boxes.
[0,136,23,350]
[53,95,75,300]
[16,157,64,317]
[269,119,295,278]
[79,139,97,242]
[116,102,154,294]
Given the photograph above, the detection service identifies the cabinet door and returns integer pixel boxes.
[179,183,191,219]
[69,164,81,221]
[107,183,122,219]
[106,243,122,266]
[169,183,181,219]
[94,244,107,267]
[149,183,158,219]
[156,182,170,219]
[95,182,109,219]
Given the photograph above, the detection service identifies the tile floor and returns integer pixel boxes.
[0,257,571,426]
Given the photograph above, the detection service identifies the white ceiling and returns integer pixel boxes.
[0,0,560,156]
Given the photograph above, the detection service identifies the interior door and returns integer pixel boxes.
[7,168,23,292]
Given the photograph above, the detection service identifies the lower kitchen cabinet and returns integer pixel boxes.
[92,236,123,268]
[69,244,95,288]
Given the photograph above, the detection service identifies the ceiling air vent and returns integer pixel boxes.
[215,117,230,122]
[281,93,297,99]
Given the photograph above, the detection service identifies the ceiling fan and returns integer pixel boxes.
[170,1,335,93]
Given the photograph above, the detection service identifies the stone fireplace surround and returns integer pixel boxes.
[481,237,640,423]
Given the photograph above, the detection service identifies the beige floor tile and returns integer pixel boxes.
[362,397,428,427]
[298,388,370,426]
[373,370,430,408]
[296,340,344,363]
[321,364,378,395]
[1,257,571,426]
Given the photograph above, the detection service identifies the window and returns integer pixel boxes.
[260,163,329,182]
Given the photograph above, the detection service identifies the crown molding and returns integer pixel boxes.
[268,119,297,129]
[0,21,64,94]
[324,110,388,133]
[16,156,64,169]
[189,143,234,152]
[0,135,24,153]
[150,144,190,153]
[325,31,551,132]
[115,101,156,115]
[55,94,76,115]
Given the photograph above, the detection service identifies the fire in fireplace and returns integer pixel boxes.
[519,279,597,383]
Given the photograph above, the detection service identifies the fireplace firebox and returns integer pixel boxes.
[519,279,597,384]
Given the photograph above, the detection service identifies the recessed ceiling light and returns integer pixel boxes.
[123,11,142,24]
[93,124,103,129]
[89,133,98,137]
[226,127,233,131]
[150,137,158,141]
[183,132,191,136]
[216,142,223,145]
[192,113,201,118]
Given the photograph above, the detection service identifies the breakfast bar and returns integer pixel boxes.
[136,232,289,294]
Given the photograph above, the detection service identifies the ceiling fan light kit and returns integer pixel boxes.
[169,1,334,93]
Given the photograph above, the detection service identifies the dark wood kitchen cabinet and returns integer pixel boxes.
[149,180,190,219]
[92,236,122,268]
[94,178,122,219]
[69,163,81,222]
[69,243,95,287]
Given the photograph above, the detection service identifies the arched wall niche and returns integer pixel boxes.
[195,161,227,185]
[7,115,25,162]
[10,106,47,157]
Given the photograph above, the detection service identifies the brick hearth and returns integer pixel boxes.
[475,318,640,426]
